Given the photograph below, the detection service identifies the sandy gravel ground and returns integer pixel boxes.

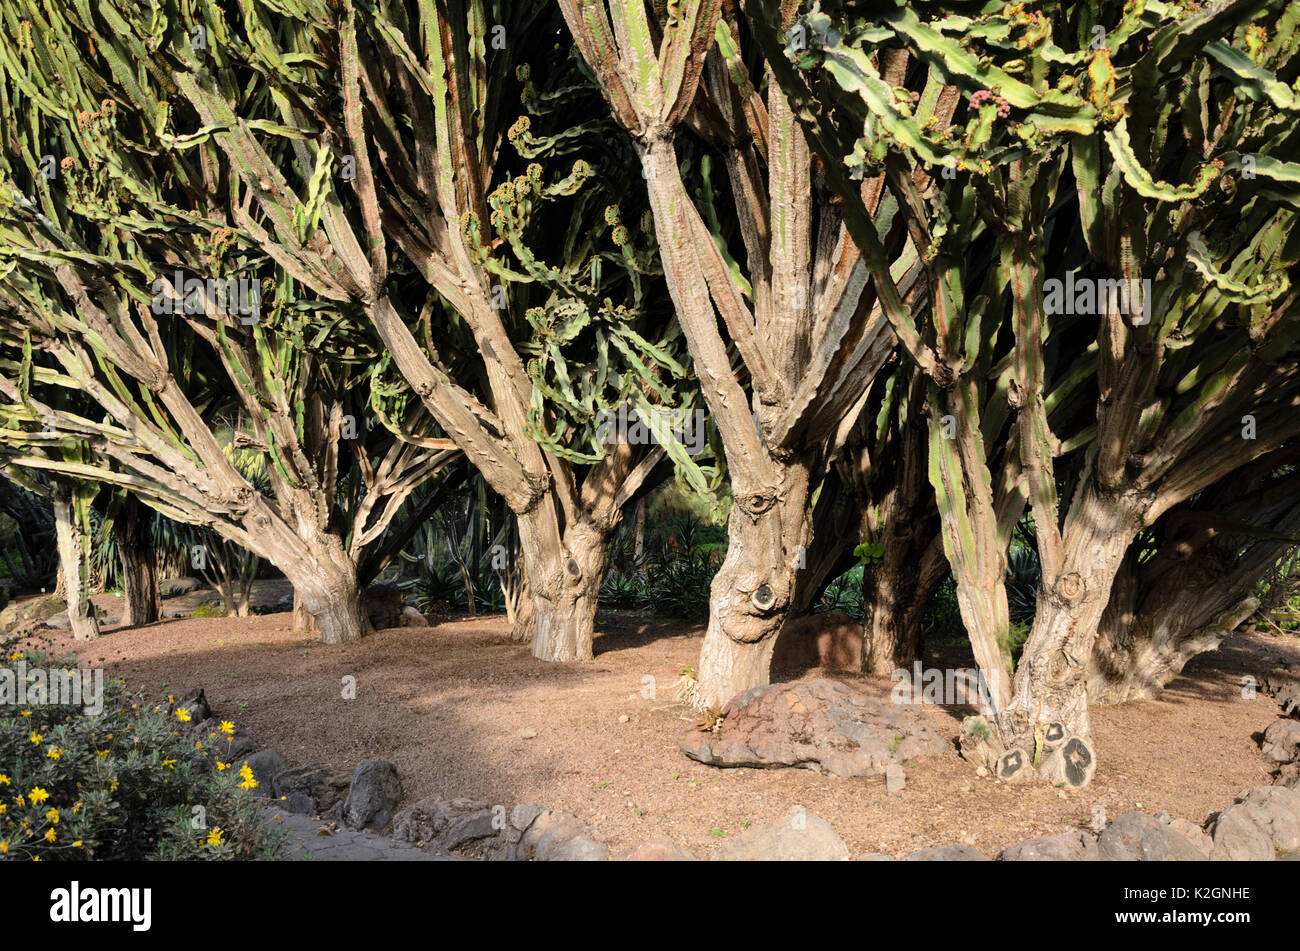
[13,594,1295,859]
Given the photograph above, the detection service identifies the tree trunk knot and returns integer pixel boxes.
[751,583,776,613]
[1058,571,1084,601]
[414,380,434,397]
[737,492,774,516]
[1047,648,1079,684]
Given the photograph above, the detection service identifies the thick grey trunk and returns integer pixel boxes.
[524,520,608,663]
[1089,534,1273,704]
[285,539,368,644]
[118,497,161,627]
[863,532,943,676]
[52,487,98,640]
[696,468,813,710]
[998,487,1141,750]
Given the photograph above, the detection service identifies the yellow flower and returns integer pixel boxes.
[73,840,83,847]
[0,842,6,854]
[29,732,42,744]
[16,796,24,807]
[72,802,81,815]
[44,828,56,843]
[46,747,62,760]
[28,787,49,805]
[0,804,6,815]
[96,750,109,759]
[33,856,41,861]
[109,779,119,793]
[162,758,177,769]
[0,774,9,785]
[167,694,174,703]
[205,828,224,847]
[238,763,258,791]
[195,741,202,750]
[19,710,31,717]
[216,760,230,771]
[45,808,59,825]
[220,721,235,735]
[175,708,192,722]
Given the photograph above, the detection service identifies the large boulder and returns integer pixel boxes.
[273,765,346,815]
[1261,719,1300,764]
[0,595,66,635]
[515,808,608,861]
[1001,830,1099,861]
[1210,805,1275,861]
[1097,814,1203,861]
[159,576,202,598]
[711,814,850,861]
[340,760,402,831]
[680,679,950,778]
[1231,787,1300,853]
[771,612,863,673]
[392,797,501,854]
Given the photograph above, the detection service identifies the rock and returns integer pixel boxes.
[519,728,538,739]
[1168,818,1213,858]
[886,764,905,795]
[362,582,405,631]
[219,732,258,762]
[1210,805,1275,861]
[1261,719,1300,763]
[242,749,290,797]
[1233,786,1300,853]
[340,760,402,831]
[614,837,698,861]
[1001,830,1099,861]
[680,679,951,779]
[159,576,202,598]
[1274,762,1300,790]
[272,765,343,813]
[0,595,66,634]
[711,815,850,861]
[45,612,72,630]
[172,687,211,723]
[282,792,315,815]
[904,845,990,861]
[399,605,430,628]
[510,803,547,832]
[516,809,608,861]
[883,763,904,795]
[1096,813,1203,861]
[771,611,864,673]
[392,797,500,854]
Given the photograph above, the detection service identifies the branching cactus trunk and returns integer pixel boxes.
[51,483,99,640]
[696,468,814,709]
[928,383,1015,709]
[287,540,369,645]
[117,496,161,628]
[519,515,610,662]
[998,486,1142,747]
[863,535,944,676]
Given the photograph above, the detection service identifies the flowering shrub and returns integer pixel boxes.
[0,651,271,861]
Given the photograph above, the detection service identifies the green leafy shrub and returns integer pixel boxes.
[1,650,271,861]
[818,564,866,621]
[599,572,644,610]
